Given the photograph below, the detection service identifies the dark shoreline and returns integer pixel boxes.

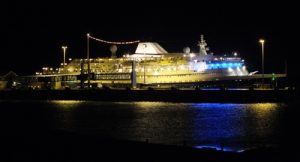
[0,129,293,162]
[0,89,298,102]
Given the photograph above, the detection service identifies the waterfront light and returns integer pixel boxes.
[62,46,68,68]
[143,44,147,84]
[259,39,265,84]
[87,33,91,88]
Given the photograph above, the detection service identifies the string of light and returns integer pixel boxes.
[88,35,140,45]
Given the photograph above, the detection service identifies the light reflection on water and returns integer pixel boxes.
[0,101,286,151]
[190,103,283,150]
[49,100,84,108]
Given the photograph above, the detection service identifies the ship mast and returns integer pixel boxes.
[198,35,208,56]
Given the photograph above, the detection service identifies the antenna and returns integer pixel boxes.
[198,34,208,55]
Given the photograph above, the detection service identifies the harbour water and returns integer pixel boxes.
[0,100,292,152]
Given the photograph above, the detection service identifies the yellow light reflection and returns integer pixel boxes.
[50,100,83,109]
[133,102,170,109]
[250,103,281,118]
[251,103,279,110]
[247,103,286,137]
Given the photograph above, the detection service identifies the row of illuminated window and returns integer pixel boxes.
[94,74,131,80]
[207,62,243,69]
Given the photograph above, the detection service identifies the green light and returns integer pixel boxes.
[272,73,276,81]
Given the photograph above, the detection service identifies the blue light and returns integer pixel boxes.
[207,62,243,69]
[192,103,240,109]
[221,63,227,68]
[193,145,239,152]
[191,103,244,146]
[210,64,215,69]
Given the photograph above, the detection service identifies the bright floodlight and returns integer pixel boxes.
[259,39,265,44]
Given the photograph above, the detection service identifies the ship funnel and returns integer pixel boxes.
[135,42,168,54]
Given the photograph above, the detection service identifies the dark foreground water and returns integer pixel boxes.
[0,101,294,152]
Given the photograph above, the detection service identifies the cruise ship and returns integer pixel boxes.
[27,35,249,89]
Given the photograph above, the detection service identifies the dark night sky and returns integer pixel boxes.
[2,1,299,79]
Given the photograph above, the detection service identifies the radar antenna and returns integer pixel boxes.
[198,35,209,55]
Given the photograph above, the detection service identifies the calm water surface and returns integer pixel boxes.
[0,101,287,151]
